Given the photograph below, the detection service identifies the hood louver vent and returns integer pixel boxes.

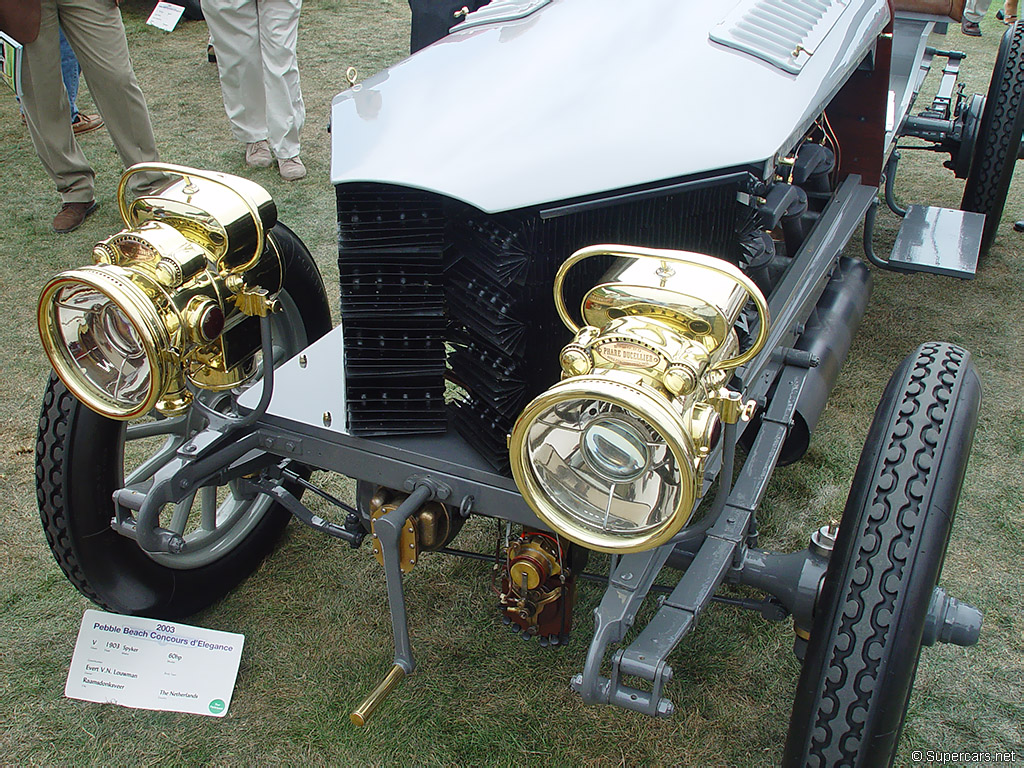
[710,0,851,74]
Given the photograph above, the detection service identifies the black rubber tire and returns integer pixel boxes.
[35,223,332,619]
[783,342,981,768]
[961,23,1024,257]
[171,0,204,21]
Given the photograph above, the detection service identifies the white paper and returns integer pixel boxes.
[65,610,244,717]
[146,2,186,32]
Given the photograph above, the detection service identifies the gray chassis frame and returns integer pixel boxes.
[107,175,978,719]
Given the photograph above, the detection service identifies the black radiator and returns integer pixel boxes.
[336,184,447,435]
[337,180,741,472]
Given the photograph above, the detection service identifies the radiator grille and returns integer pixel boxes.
[337,180,742,470]
[337,184,447,434]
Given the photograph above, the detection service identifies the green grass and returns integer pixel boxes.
[1,4,1022,765]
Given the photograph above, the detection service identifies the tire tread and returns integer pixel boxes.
[962,23,1024,253]
[786,342,980,768]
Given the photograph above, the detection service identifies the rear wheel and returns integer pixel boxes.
[35,224,332,619]
[783,342,981,767]
[961,23,1024,256]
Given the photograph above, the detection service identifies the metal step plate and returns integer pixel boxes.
[888,204,981,279]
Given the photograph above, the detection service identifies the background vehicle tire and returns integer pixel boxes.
[961,23,1024,256]
[35,223,332,619]
[783,342,981,768]
[171,0,204,21]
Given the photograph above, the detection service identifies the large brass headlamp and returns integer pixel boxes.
[38,163,283,420]
[509,245,769,554]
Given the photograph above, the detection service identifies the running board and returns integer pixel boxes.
[887,205,982,278]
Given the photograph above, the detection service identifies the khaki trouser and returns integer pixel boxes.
[965,0,1019,22]
[964,0,1019,21]
[204,0,305,160]
[964,0,993,22]
[20,0,158,204]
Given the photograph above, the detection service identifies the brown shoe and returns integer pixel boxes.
[52,201,98,233]
[962,19,982,35]
[72,113,104,135]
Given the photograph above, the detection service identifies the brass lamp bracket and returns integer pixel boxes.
[231,284,279,318]
[709,388,757,424]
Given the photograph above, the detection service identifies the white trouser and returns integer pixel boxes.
[203,0,305,159]
[964,0,993,23]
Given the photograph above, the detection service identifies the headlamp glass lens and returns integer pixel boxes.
[524,400,681,538]
[581,417,649,482]
[50,282,153,410]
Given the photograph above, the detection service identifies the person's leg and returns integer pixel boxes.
[204,0,269,146]
[21,0,95,204]
[57,0,157,193]
[257,0,304,161]
[59,26,79,119]
[963,0,993,23]
[57,0,159,190]
[1004,0,1018,20]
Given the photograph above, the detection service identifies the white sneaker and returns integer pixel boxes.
[278,155,306,181]
[245,140,272,168]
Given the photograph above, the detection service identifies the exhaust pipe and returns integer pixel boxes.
[778,256,872,465]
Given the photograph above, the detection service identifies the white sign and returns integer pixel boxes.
[146,2,186,32]
[65,610,244,717]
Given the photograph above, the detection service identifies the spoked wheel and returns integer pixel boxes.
[783,342,981,767]
[35,224,332,619]
[961,23,1024,257]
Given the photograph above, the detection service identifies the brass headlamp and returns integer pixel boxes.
[509,245,769,554]
[37,163,284,420]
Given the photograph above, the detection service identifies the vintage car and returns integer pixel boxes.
[33,0,1022,764]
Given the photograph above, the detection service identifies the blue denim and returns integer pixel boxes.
[59,28,80,121]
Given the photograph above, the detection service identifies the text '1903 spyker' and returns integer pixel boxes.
[35,0,1022,764]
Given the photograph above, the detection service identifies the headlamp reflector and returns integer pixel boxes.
[38,267,170,419]
[510,375,699,553]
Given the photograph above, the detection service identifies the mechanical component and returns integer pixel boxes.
[35,222,332,617]
[509,245,768,554]
[947,93,986,180]
[784,342,982,767]
[369,487,464,573]
[499,531,576,642]
[777,257,872,465]
[807,521,838,559]
[37,163,285,420]
[921,586,983,648]
[351,664,405,727]
[961,24,1024,256]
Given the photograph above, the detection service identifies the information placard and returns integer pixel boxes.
[66,610,244,717]
[146,2,186,32]
[0,31,23,98]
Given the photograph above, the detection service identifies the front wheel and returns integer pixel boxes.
[783,342,981,767]
[35,223,332,619]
